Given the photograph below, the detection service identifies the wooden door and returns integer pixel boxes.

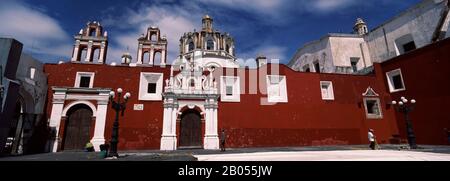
[179,110,202,148]
[63,105,93,150]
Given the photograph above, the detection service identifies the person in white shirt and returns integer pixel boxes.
[368,129,376,150]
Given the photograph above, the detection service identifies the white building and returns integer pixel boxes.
[289,0,450,74]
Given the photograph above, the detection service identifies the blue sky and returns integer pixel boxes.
[0,0,422,65]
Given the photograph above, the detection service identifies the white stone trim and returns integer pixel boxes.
[320,81,335,100]
[139,72,163,101]
[74,72,95,88]
[266,75,288,103]
[62,100,97,117]
[220,76,240,102]
[48,88,110,152]
[160,99,219,150]
[386,68,406,93]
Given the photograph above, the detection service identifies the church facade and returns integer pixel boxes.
[43,13,450,153]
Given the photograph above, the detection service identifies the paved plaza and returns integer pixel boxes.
[194,150,450,161]
[0,145,449,161]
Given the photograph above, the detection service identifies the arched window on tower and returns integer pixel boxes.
[150,33,157,41]
[92,48,100,62]
[89,28,96,37]
[206,39,214,50]
[188,41,194,51]
[143,51,150,64]
[226,44,230,53]
[153,51,162,65]
[80,48,88,61]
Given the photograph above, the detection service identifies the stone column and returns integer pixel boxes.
[84,41,93,62]
[204,98,219,149]
[90,99,108,151]
[160,96,178,150]
[98,42,106,64]
[160,49,166,67]
[149,48,154,65]
[137,44,143,64]
[48,91,66,152]
[71,40,80,62]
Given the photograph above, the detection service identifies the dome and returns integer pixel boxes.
[203,14,212,20]
[355,18,366,26]
[122,52,132,59]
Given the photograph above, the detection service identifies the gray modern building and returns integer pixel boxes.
[0,38,48,155]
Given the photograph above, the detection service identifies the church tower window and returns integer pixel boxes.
[188,41,194,51]
[206,39,214,50]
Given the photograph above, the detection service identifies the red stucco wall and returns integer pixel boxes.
[44,61,400,150]
[380,38,450,145]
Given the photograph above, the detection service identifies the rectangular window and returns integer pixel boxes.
[79,76,91,88]
[226,85,233,96]
[403,41,416,53]
[147,83,157,94]
[266,75,288,103]
[386,69,405,93]
[320,81,334,100]
[75,72,95,88]
[139,72,163,101]
[220,76,240,102]
[364,98,382,119]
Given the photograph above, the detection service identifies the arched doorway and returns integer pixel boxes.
[179,109,202,148]
[62,104,93,150]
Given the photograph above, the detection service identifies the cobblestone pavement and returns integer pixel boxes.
[0,144,448,161]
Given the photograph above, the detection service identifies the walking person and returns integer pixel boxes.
[220,129,226,152]
[368,129,377,150]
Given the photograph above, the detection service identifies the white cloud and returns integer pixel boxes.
[0,1,72,60]
[103,4,199,64]
[238,45,287,67]
[312,0,357,12]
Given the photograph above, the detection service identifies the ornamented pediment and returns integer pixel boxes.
[362,86,379,97]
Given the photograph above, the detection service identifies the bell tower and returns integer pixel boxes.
[354,18,368,36]
[71,21,108,63]
[137,26,167,67]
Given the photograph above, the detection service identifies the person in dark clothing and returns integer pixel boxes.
[220,129,226,152]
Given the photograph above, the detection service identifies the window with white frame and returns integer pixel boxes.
[266,75,288,103]
[363,97,382,119]
[139,72,163,101]
[320,81,334,100]
[75,72,95,88]
[386,69,405,93]
[220,76,240,102]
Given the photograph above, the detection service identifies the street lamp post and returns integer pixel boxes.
[108,88,131,157]
[392,97,417,149]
